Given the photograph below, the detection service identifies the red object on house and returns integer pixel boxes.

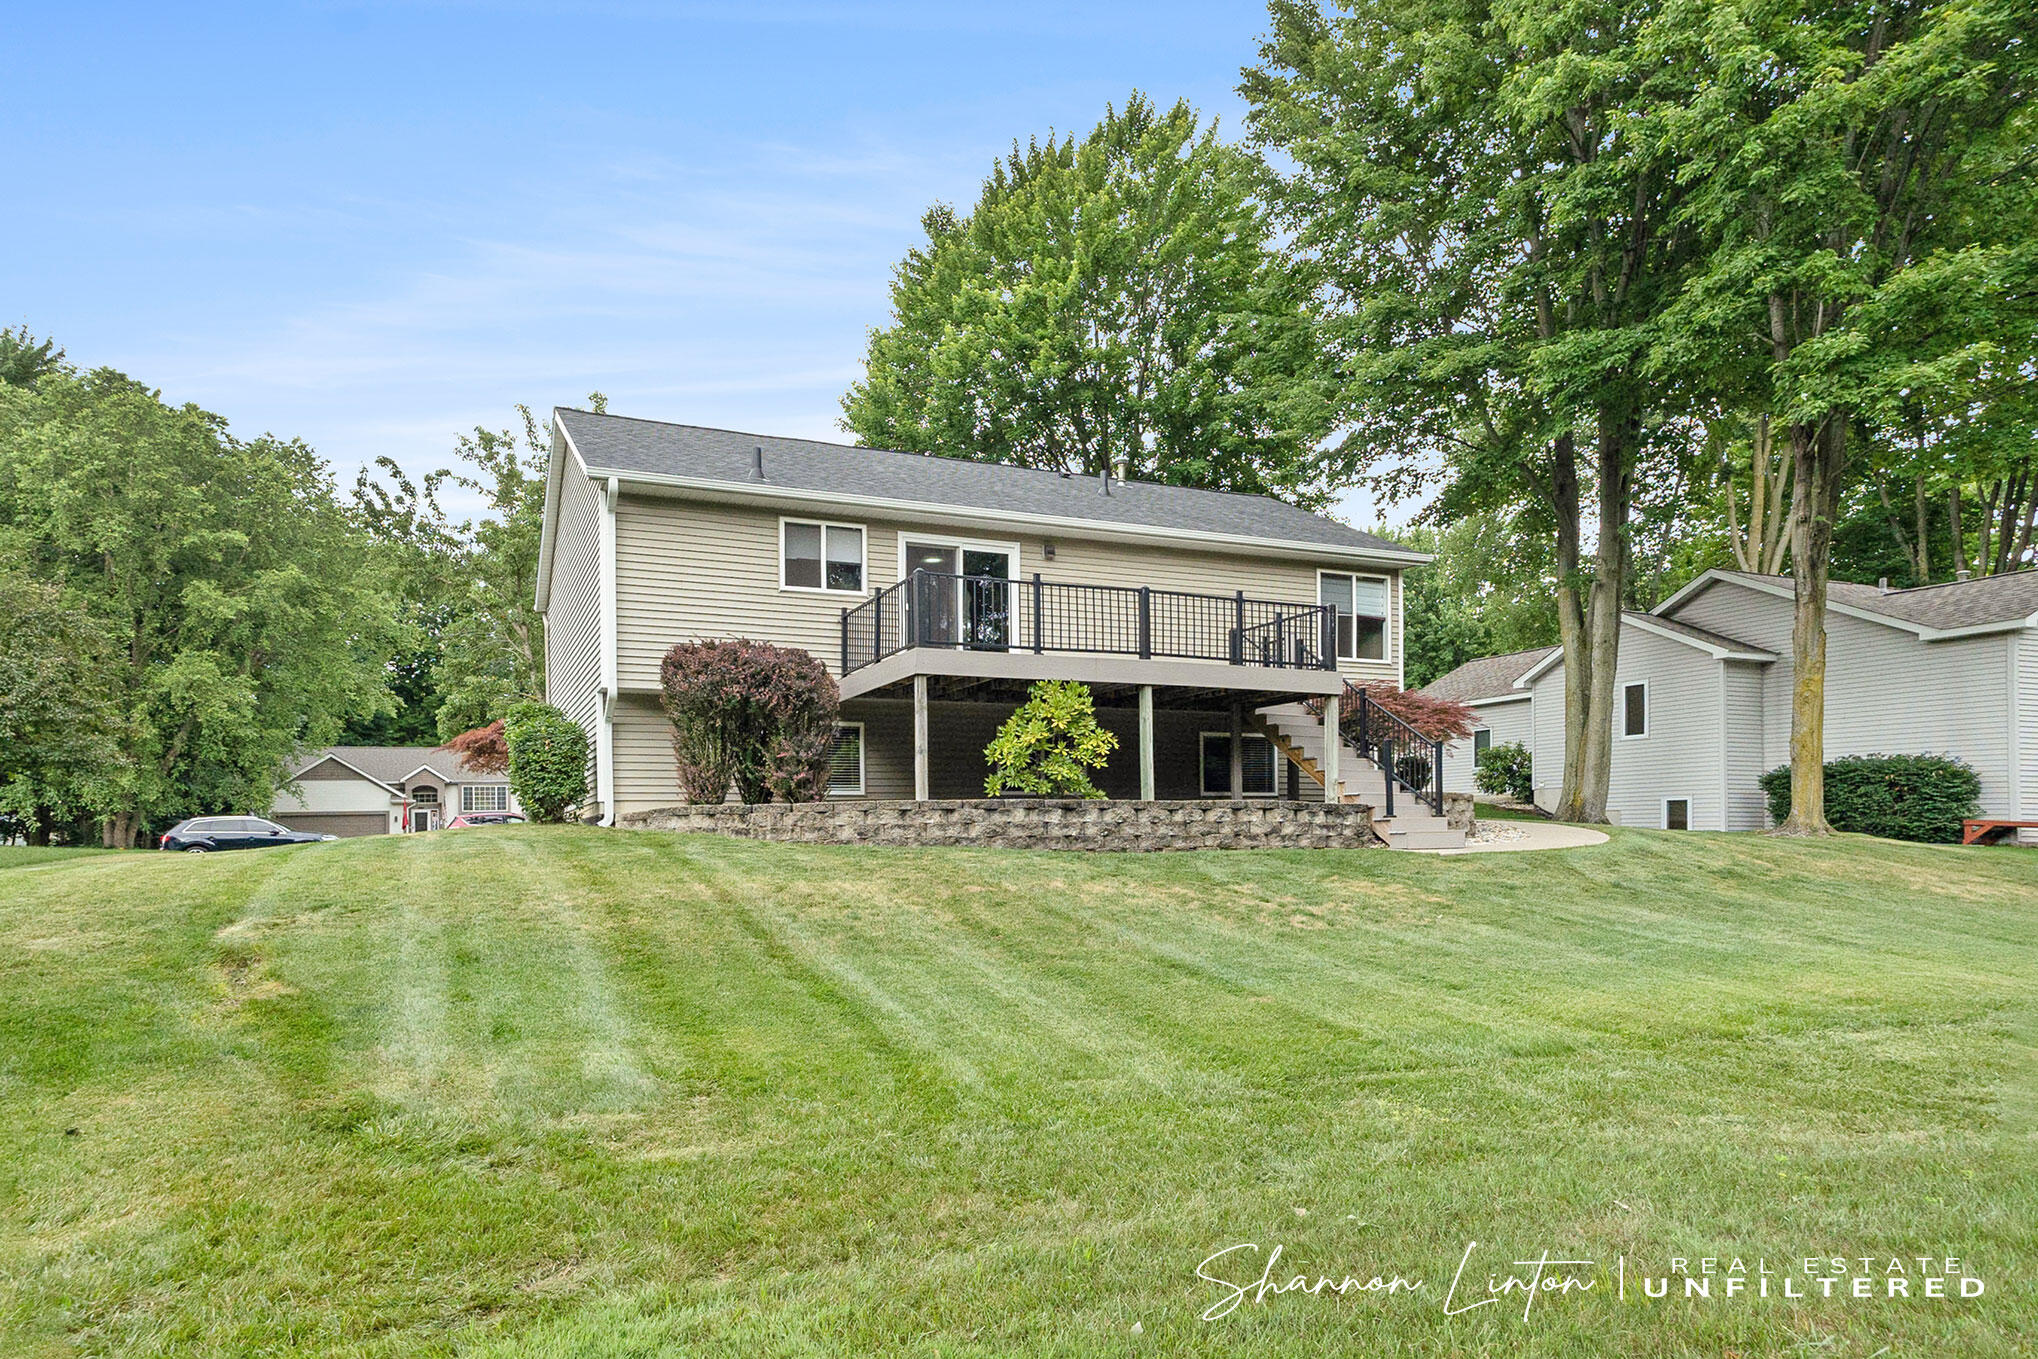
[1962,819,2038,845]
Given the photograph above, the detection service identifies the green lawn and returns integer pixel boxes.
[2,827,2033,1356]
[0,846,126,870]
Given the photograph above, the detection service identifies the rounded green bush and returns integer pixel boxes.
[1757,753,1980,843]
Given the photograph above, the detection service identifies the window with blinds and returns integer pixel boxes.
[827,723,864,796]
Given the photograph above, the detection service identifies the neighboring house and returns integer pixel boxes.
[1423,646,1556,797]
[534,409,1465,847]
[272,746,520,837]
[1420,569,2038,835]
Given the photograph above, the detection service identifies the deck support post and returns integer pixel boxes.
[1229,702,1245,799]
[1138,685,1155,801]
[913,675,929,802]
[1323,690,1341,803]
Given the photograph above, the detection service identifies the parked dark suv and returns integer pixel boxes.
[159,816,334,852]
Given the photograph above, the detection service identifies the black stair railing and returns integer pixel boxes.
[1344,684,1445,819]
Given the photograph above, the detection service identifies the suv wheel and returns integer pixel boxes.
[184,845,209,854]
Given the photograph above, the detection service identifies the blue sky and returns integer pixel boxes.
[10,2,1387,523]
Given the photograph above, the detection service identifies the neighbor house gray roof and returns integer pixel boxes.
[288,746,507,788]
[554,409,1420,558]
[1673,569,2038,633]
[1419,646,1556,703]
[1627,611,1772,657]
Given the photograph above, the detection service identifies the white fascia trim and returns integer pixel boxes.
[1624,612,1776,661]
[1462,691,1534,708]
[1656,569,2033,642]
[1516,648,1567,686]
[535,413,597,611]
[596,475,621,826]
[580,463,1432,571]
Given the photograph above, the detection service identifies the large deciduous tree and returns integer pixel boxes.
[1244,0,1698,822]
[1662,0,2037,832]
[0,364,397,845]
[843,92,1336,506]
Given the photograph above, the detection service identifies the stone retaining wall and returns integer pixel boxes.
[619,798,1379,851]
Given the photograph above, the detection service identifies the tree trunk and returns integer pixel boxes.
[1779,417,1845,835]
[1948,487,1967,577]
[1549,433,1590,821]
[1575,402,1635,825]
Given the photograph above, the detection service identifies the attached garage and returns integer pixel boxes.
[272,811,389,838]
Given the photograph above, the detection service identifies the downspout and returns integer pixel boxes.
[597,476,620,826]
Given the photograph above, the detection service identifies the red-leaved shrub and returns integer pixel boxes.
[1313,682,1475,743]
[659,640,841,804]
[438,720,508,774]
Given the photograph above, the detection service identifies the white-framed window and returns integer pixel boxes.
[1621,682,1648,738]
[1664,797,1691,831]
[1200,732,1278,797]
[1317,571,1390,662]
[827,723,864,796]
[462,784,509,812]
[410,785,439,805]
[781,517,866,594]
[1473,728,1492,757]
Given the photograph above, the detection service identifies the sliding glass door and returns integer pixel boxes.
[903,540,1013,649]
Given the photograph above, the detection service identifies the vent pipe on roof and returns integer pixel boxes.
[1957,567,1972,581]
[1878,577,1890,593]
[752,445,765,480]
[1099,466,1111,496]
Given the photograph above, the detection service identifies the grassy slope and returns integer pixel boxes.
[1,828,2033,1357]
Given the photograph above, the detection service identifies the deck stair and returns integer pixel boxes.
[1255,704,1465,850]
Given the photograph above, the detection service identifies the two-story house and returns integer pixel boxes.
[535,409,1460,846]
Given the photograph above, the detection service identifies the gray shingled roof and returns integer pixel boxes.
[1630,612,1772,656]
[1419,646,1556,703]
[1704,570,2038,631]
[290,747,508,787]
[556,410,1419,557]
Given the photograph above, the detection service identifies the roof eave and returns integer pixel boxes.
[585,462,1431,568]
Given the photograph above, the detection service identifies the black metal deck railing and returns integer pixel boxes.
[842,570,1338,676]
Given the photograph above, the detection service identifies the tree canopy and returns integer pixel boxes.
[0,361,397,844]
[843,92,1336,506]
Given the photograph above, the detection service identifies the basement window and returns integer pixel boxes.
[827,723,864,796]
[1665,797,1691,831]
[1200,732,1277,797]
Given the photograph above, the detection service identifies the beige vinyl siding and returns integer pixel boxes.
[1440,697,1533,796]
[612,694,681,814]
[545,462,607,794]
[1720,659,1768,830]
[1670,579,2017,815]
[612,491,1401,691]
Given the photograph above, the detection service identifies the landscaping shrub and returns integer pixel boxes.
[984,680,1119,798]
[502,702,588,822]
[1476,740,1534,803]
[1757,753,1980,843]
[659,640,840,805]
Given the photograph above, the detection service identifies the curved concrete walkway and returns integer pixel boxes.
[1415,819,1610,855]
